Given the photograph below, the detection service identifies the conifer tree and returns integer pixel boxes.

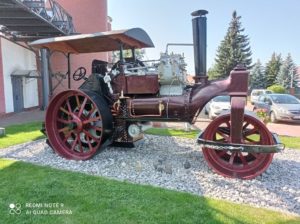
[276,53,297,89]
[265,53,282,87]
[207,64,219,80]
[250,60,266,89]
[214,11,252,79]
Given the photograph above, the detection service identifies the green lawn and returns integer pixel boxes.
[279,136,300,150]
[0,122,45,149]
[146,128,199,139]
[0,158,299,224]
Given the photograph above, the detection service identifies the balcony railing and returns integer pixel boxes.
[19,0,75,35]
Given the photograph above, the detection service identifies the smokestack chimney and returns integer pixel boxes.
[191,10,208,83]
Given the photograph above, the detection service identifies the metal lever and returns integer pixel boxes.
[103,73,113,94]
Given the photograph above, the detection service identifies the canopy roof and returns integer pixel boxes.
[29,28,154,54]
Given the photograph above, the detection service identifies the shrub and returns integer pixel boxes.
[255,108,270,124]
[267,85,285,93]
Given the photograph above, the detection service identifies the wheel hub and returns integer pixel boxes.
[72,114,83,132]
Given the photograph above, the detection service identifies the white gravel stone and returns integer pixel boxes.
[1,135,300,216]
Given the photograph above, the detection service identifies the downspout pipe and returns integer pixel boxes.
[41,48,50,110]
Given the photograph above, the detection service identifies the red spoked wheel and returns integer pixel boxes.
[45,90,113,160]
[202,114,274,179]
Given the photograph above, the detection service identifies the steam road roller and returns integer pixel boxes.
[30,10,284,179]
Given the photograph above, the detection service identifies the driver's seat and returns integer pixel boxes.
[92,60,108,75]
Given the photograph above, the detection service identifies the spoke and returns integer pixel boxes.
[78,138,83,153]
[217,150,228,157]
[57,118,72,124]
[86,135,94,152]
[216,130,230,142]
[229,152,236,165]
[244,136,258,143]
[83,116,101,125]
[225,121,230,128]
[58,126,70,133]
[238,152,248,166]
[251,153,258,159]
[78,97,88,117]
[90,126,102,132]
[243,122,250,130]
[243,127,259,137]
[87,106,97,118]
[71,134,79,151]
[60,107,71,115]
[83,130,100,142]
[63,131,73,143]
[66,99,72,113]
[219,127,230,135]
[75,95,81,109]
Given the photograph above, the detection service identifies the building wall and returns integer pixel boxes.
[0,38,38,113]
[0,0,109,115]
[50,0,109,95]
[0,41,5,115]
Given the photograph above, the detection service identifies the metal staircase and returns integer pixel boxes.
[0,0,75,41]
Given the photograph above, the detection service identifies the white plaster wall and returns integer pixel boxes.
[0,38,38,112]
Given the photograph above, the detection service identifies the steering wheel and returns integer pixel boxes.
[73,67,87,81]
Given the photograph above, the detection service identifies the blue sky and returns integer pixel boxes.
[108,0,300,74]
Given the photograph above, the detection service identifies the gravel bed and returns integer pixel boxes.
[1,135,300,216]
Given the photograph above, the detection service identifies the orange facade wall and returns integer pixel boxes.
[50,0,109,95]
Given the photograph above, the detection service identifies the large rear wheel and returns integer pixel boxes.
[202,114,274,179]
[45,90,113,160]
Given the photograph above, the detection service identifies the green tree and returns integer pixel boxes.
[214,11,252,79]
[265,53,282,87]
[276,53,297,89]
[267,85,285,93]
[207,64,219,80]
[250,60,266,89]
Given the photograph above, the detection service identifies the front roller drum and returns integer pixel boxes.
[45,89,113,160]
[202,114,274,179]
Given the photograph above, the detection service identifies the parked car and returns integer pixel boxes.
[250,89,273,104]
[253,94,300,123]
[205,95,231,119]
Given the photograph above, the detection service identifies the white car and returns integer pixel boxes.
[250,89,273,105]
[205,95,231,119]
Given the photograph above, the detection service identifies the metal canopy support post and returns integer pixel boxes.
[67,53,71,89]
[119,43,124,63]
[131,48,136,60]
[41,48,50,110]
